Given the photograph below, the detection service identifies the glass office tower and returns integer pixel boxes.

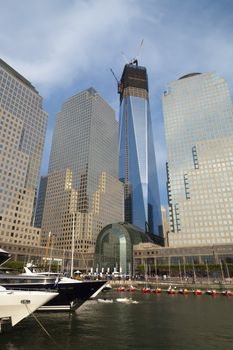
[0,58,48,246]
[48,87,119,191]
[41,88,124,252]
[118,62,162,236]
[163,72,233,247]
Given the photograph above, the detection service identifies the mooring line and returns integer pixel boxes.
[25,304,62,348]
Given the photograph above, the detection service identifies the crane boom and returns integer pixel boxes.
[110,68,119,83]
[110,68,123,94]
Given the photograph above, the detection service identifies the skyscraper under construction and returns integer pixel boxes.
[118,61,163,236]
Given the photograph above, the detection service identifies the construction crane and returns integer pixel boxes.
[110,68,123,94]
[110,68,119,83]
[110,40,144,94]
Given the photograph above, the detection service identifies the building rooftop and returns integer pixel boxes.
[119,63,148,102]
[178,73,201,80]
[0,58,38,93]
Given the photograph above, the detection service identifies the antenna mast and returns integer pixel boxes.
[129,39,144,66]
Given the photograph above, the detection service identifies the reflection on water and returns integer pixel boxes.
[1,291,233,350]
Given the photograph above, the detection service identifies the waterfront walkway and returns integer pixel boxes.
[108,277,233,291]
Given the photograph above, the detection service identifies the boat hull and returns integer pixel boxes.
[0,290,58,330]
[0,279,106,312]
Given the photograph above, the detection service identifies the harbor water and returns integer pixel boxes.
[1,290,233,350]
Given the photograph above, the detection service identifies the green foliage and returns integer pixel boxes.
[3,260,24,271]
[2,260,60,273]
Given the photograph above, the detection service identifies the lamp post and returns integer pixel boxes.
[70,189,77,278]
[62,249,66,273]
[48,232,54,273]
[178,260,182,283]
[70,211,75,278]
[183,256,187,280]
[192,259,197,285]
[205,260,210,286]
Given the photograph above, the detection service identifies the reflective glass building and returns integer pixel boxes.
[118,62,162,236]
[35,176,48,228]
[41,88,124,252]
[0,58,48,246]
[163,72,233,247]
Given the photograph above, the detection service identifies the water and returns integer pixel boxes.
[1,290,233,350]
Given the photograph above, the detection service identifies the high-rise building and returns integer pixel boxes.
[0,59,48,246]
[163,72,233,247]
[34,176,48,228]
[118,62,162,236]
[41,88,124,252]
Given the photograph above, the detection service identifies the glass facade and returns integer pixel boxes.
[134,243,233,271]
[35,176,48,228]
[163,72,233,247]
[95,222,150,275]
[118,63,162,236]
[49,88,118,191]
[0,59,47,246]
[42,88,124,252]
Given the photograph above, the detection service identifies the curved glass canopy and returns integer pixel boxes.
[94,222,150,275]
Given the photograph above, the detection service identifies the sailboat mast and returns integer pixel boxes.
[70,212,75,277]
[192,260,196,286]
[205,260,210,286]
[219,259,225,284]
[178,261,182,283]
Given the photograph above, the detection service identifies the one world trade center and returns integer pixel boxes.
[118,60,163,237]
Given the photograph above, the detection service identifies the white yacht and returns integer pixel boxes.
[0,264,106,311]
[0,286,58,332]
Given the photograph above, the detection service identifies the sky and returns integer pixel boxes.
[1,0,233,205]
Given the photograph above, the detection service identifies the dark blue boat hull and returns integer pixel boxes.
[1,279,106,311]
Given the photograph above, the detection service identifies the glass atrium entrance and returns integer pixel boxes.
[94,222,150,275]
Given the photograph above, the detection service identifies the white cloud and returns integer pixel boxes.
[1,0,143,93]
[1,0,233,204]
[2,0,233,93]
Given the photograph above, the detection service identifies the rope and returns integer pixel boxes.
[25,304,61,348]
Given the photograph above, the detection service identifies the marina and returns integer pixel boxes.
[0,3,233,350]
[114,283,233,297]
[0,289,232,350]
[0,268,106,312]
[0,250,107,312]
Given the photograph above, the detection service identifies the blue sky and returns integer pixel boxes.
[1,0,233,205]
